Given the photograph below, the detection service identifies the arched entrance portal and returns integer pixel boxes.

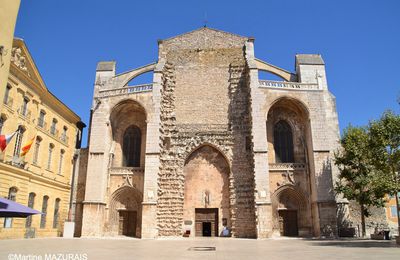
[183,145,230,237]
[109,186,142,237]
[272,186,309,237]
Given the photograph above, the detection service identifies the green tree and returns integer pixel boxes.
[334,126,386,237]
[369,110,400,235]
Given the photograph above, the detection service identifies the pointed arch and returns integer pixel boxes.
[108,186,143,237]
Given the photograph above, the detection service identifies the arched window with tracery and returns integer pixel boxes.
[122,125,141,167]
[273,120,294,163]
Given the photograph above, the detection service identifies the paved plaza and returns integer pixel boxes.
[0,237,399,260]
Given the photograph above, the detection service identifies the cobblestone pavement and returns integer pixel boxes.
[0,237,399,260]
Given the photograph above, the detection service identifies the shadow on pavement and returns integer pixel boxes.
[308,239,399,248]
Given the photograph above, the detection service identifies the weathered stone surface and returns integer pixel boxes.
[76,27,346,239]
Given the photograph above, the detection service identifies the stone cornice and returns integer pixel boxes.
[0,162,70,190]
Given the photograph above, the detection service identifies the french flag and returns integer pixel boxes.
[0,131,17,152]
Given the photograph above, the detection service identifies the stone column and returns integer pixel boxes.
[245,39,272,238]
[141,59,165,238]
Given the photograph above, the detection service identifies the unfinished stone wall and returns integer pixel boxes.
[156,28,256,238]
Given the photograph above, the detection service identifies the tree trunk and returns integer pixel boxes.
[395,191,400,236]
[360,203,366,238]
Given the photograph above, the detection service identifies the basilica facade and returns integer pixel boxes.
[74,28,341,239]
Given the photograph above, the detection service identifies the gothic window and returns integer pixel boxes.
[25,192,36,228]
[53,198,60,228]
[273,120,294,163]
[3,187,17,228]
[40,195,49,228]
[122,125,141,167]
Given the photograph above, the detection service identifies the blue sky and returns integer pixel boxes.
[15,0,399,144]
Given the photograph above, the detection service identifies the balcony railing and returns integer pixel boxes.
[60,134,69,144]
[269,163,306,171]
[97,83,153,98]
[50,127,59,137]
[259,80,320,91]
[3,97,13,109]
[37,119,47,129]
[109,167,144,175]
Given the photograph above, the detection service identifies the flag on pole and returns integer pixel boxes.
[0,131,18,151]
[20,136,36,156]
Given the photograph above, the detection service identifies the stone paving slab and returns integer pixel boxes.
[0,237,398,260]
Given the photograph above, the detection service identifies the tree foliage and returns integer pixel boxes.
[334,126,386,212]
[335,110,400,236]
[369,110,400,194]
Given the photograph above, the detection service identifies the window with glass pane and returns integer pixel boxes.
[47,144,54,170]
[3,187,17,228]
[391,206,398,217]
[53,198,60,228]
[22,97,29,116]
[25,192,36,228]
[3,85,11,105]
[33,137,41,165]
[38,110,45,127]
[40,196,49,228]
[61,126,67,142]
[13,127,24,157]
[273,120,294,163]
[122,125,141,167]
[58,150,64,175]
[50,119,57,135]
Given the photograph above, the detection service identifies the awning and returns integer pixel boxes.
[0,197,41,218]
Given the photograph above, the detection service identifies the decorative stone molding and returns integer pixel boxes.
[269,163,306,171]
[259,80,320,91]
[11,47,30,76]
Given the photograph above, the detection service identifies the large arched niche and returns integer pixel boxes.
[107,186,143,237]
[109,99,147,168]
[266,97,310,164]
[271,185,311,237]
[182,145,231,237]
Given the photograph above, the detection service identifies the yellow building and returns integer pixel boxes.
[0,38,84,239]
[0,0,21,110]
[385,193,399,228]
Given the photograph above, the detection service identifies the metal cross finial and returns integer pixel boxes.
[204,11,208,28]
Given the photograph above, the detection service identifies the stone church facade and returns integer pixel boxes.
[74,28,341,239]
